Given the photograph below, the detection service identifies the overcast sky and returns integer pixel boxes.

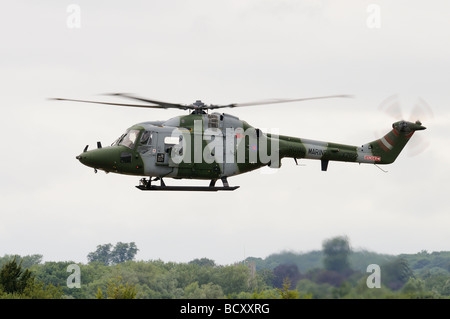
[1,1,449,265]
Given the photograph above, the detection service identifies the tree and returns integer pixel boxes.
[0,254,43,269]
[87,242,139,266]
[96,275,138,299]
[183,282,223,298]
[272,264,301,289]
[0,257,33,294]
[189,258,216,267]
[322,236,352,273]
[276,278,300,299]
[0,257,63,299]
[87,244,113,266]
[111,242,139,265]
[382,258,414,290]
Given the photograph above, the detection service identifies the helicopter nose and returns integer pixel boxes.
[76,143,106,166]
[76,152,88,165]
[75,144,120,172]
[76,154,84,162]
[75,144,99,167]
[75,144,144,175]
[76,145,89,163]
[76,150,101,168]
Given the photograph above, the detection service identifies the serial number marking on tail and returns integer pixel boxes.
[308,148,326,156]
[364,155,381,162]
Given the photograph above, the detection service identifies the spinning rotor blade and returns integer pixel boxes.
[379,95,434,123]
[407,135,430,157]
[377,95,433,156]
[49,98,165,109]
[406,97,433,157]
[408,97,434,123]
[378,94,403,120]
[210,94,353,109]
[52,94,351,111]
[104,93,191,110]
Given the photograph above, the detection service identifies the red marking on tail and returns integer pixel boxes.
[377,139,390,152]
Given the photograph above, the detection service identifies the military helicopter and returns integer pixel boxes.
[52,93,426,191]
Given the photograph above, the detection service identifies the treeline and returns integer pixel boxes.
[249,248,450,275]
[0,237,449,299]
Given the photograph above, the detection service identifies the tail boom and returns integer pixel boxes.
[275,120,425,169]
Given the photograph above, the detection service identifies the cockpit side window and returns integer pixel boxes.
[111,133,126,146]
[119,129,140,149]
[137,131,153,155]
[140,131,152,145]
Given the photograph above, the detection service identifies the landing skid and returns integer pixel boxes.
[136,177,239,192]
[136,185,239,191]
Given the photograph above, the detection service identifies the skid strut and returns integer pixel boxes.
[136,177,239,192]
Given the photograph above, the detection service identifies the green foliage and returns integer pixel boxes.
[247,289,279,299]
[276,278,301,299]
[21,281,64,299]
[0,257,33,294]
[349,250,396,273]
[184,282,223,299]
[96,275,137,299]
[0,254,43,269]
[248,251,323,272]
[322,235,352,273]
[111,242,139,265]
[272,263,301,289]
[381,257,414,291]
[189,258,216,267]
[2,236,449,299]
[87,243,112,266]
[0,257,63,299]
[401,251,450,275]
[2,256,449,299]
[296,278,334,299]
[87,242,138,266]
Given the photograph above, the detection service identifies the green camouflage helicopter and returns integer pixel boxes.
[53,93,426,191]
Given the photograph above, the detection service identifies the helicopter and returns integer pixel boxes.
[52,93,426,191]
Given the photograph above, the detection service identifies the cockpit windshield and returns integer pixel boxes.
[117,129,140,149]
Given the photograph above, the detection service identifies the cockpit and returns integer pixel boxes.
[112,129,140,149]
[112,129,153,150]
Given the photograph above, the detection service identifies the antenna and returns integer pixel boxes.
[374,164,388,173]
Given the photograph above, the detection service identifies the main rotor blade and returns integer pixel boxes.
[50,98,179,109]
[104,93,191,110]
[209,94,353,109]
[51,94,352,111]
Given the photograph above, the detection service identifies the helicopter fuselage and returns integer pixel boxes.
[76,112,425,187]
[78,112,274,180]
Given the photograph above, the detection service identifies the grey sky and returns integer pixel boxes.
[1,1,449,265]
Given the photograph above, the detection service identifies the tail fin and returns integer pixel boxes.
[369,121,426,164]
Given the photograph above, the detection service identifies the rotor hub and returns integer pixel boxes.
[192,100,205,108]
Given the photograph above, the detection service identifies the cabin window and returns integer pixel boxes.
[119,129,140,149]
[140,131,152,145]
[112,133,125,146]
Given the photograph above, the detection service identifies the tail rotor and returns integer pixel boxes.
[378,95,433,156]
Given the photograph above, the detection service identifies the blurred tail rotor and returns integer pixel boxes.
[377,95,433,156]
